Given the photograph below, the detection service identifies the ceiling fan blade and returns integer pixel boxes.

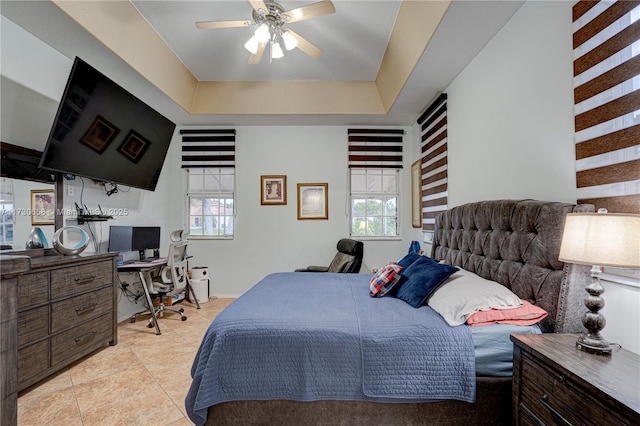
[248,0,267,13]
[248,42,267,64]
[195,20,251,30]
[284,1,335,23]
[288,30,322,59]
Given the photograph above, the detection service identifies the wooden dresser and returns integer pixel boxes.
[1,249,118,426]
[512,333,640,426]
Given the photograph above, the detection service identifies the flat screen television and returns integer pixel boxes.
[39,57,176,191]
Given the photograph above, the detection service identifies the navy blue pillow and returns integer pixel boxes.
[395,258,459,308]
[397,252,436,270]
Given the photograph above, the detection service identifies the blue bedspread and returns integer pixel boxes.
[186,272,475,425]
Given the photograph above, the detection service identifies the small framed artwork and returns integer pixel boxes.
[79,115,120,154]
[30,189,55,226]
[261,175,287,205]
[411,159,422,228]
[297,183,328,220]
[118,130,151,163]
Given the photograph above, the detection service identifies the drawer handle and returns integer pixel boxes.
[75,303,97,315]
[540,394,572,426]
[74,330,97,344]
[74,274,96,285]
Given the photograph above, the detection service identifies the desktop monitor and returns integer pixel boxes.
[108,226,133,253]
[132,226,161,260]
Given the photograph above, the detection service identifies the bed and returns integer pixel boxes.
[186,199,594,425]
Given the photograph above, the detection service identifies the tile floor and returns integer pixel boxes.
[17,297,235,426]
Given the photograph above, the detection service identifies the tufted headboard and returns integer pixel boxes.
[430,199,595,333]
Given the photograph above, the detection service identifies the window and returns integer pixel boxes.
[350,168,399,238]
[187,168,234,238]
[0,178,14,244]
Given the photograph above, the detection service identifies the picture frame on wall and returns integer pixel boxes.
[79,115,120,154]
[261,175,287,205]
[118,130,151,164]
[30,189,55,226]
[297,183,328,220]
[411,159,422,228]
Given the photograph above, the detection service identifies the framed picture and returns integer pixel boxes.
[79,115,120,154]
[411,159,422,228]
[297,183,328,220]
[30,189,55,226]
[261,175,287,205]
[118,130,151,163]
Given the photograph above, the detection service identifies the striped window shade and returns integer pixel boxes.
[180,128,236,168]
[417,93,448,231]
[347,129,404,168]
[572,0,640,213]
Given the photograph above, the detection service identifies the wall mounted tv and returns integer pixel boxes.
[39,57,176,191]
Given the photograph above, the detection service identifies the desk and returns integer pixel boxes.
[117,258,167,335]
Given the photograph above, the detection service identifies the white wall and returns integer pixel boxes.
[438,0,639,354]
[445,0,577,206]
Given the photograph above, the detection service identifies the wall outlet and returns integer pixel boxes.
[67,185,74,197]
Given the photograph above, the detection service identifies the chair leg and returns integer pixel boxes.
[186,278,201,310]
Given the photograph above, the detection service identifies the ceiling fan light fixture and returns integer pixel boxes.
[254,23,270,43]
[244,36,259,54]
[282,31,298,51]
[271,41,284,59]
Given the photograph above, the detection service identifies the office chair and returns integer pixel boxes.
[135,230,200,328]
[295,238,364,273]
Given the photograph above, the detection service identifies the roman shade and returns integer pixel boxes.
[347,128,404,169]
[572,0,640,213]
[180,128,236,168]
[417,93,448,232]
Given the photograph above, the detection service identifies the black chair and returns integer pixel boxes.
[296,239,363,273]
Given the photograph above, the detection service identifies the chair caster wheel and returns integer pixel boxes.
[181,316,187,321]
[130,318,136,323]
[179,308,185,313]
[148,323,154,328]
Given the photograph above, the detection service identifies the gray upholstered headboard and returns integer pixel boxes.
[430,199,594,333]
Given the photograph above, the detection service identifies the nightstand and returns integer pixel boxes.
[511,334,640,425]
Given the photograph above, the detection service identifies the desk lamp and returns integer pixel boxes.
[558,209,640,355]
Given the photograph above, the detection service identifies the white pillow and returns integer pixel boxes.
[427,268,522,326]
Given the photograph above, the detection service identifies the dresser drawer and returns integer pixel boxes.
[18,271,49,309]
[17,305,49,347]
[50,260,113,299]
[51,312,113,367]
[51,286,113,333]
[17,339,49,385]
[520,353,623,426]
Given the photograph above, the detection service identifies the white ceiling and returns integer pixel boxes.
[1,0,525,150]
[131,0,402,82]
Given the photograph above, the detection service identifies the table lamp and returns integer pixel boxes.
[558,209,640,355]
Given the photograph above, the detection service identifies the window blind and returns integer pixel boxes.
[180,128,236,168]
[417,93,448,231]
[347,128,404,168]
[573,0,640,213]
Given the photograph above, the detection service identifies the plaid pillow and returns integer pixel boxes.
[370,263,403,297]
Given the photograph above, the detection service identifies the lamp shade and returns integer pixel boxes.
[559,213,640,268]
[271,42,284,59]
[244,36,259,54]
[282,31,298,50]
[254,24,270,43]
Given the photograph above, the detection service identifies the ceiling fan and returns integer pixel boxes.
[195,0,335,64]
